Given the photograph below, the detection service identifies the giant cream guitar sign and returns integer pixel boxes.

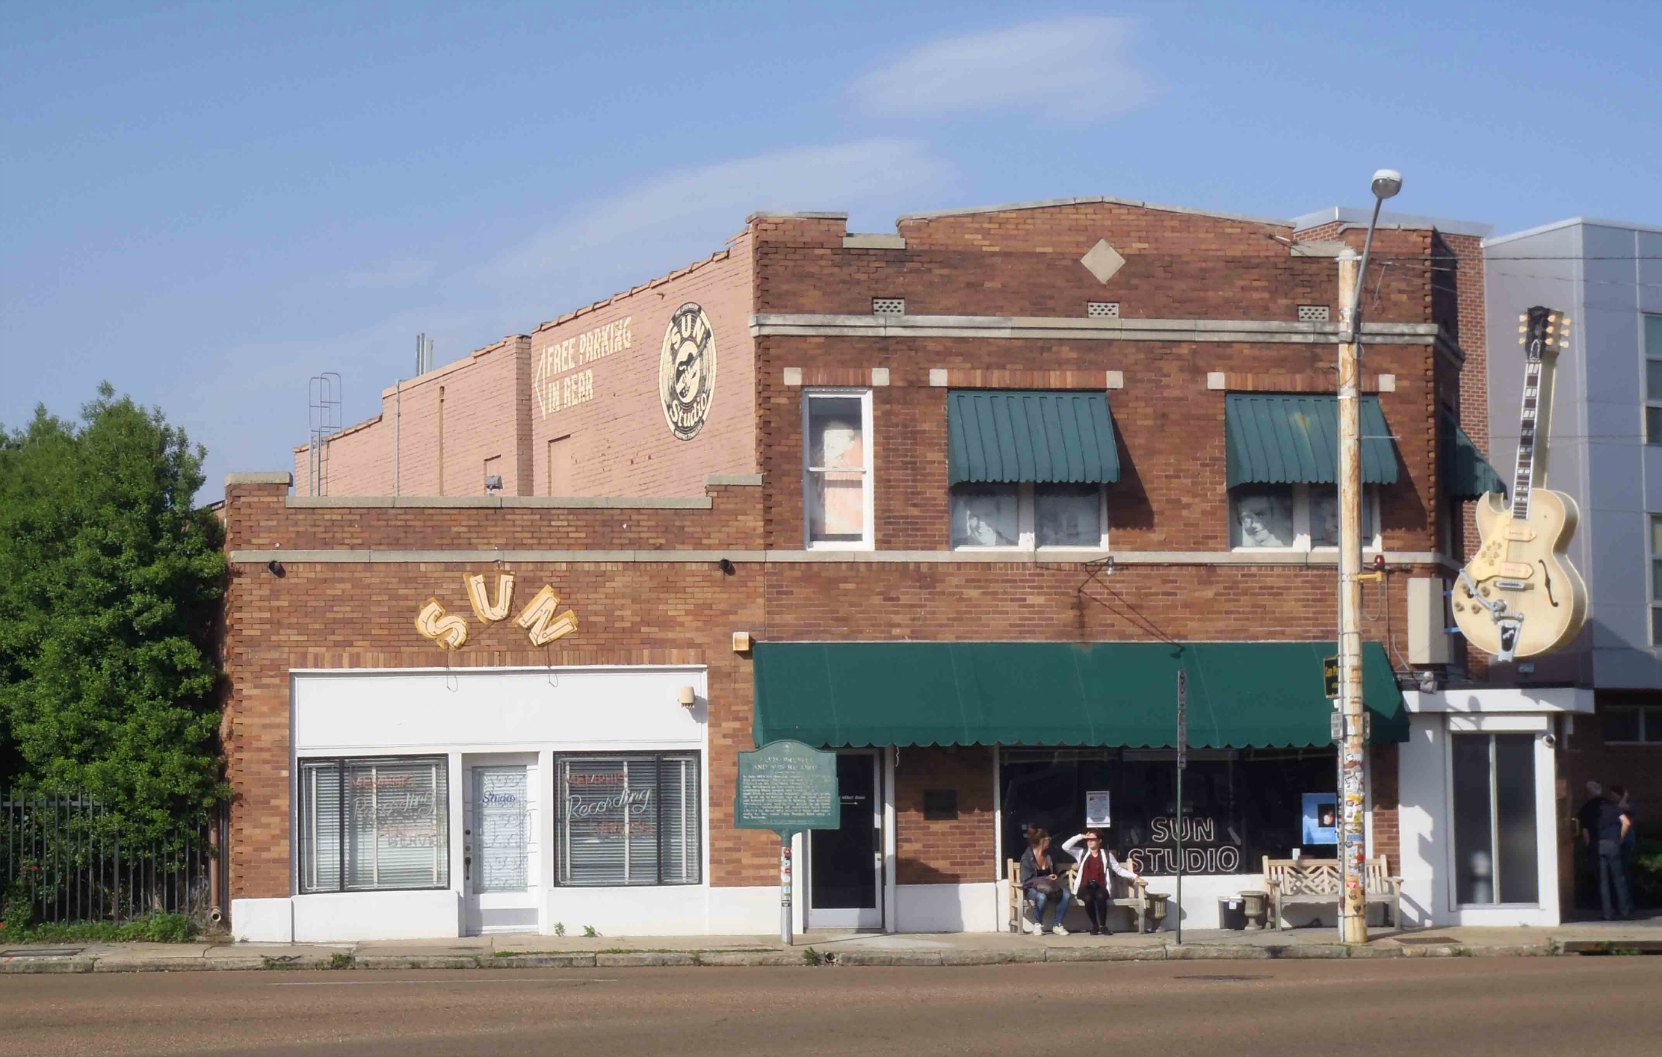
[1452,306,1588,661]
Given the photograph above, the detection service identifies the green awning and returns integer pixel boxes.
[752,641,1406,750]
[1441,412,1506,500]
[1225,394,1399,487]
[947,390,1120,486]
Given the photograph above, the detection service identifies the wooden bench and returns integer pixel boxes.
[1006,859,1152,933]
[1262,856,1401,930]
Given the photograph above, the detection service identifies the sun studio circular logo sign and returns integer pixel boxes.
[659,302,716,440]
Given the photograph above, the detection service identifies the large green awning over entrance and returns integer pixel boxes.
[1225,394,1399,487]
[1441,412,1506,500]
[752,641,1406,750]
[947,390,1120,486]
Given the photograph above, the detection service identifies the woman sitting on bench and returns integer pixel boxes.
[1062,829,1140,935]
[1019,829,1071,935]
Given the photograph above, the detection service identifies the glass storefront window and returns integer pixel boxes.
[1452,733,1538,905]
[555,754,700,886]
[298,756,450,893]
[999,748,1335,874]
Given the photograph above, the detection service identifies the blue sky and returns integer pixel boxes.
[3,0,1659,493]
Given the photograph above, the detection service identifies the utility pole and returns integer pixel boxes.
[1335,248,1369,945]
[1333,168,1400,946]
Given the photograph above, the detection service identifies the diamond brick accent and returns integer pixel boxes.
[1080,239,1126,285]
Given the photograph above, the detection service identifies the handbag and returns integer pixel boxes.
[1030,874,1063,896]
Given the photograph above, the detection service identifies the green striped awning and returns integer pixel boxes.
[1225,394,1399,488]
[753,641,1406,750]
[947,390,1120,486]
[1441,412,1506,500]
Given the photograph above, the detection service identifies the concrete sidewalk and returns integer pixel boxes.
[4,917,1659,974]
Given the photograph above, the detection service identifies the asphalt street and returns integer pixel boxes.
[3,958,1659,1057]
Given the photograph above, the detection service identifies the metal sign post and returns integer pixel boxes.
[779,836,793,946]
[1175,669,1187,946]
[735,740,841,948]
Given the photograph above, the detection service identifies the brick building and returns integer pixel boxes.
[223,197,1591,943]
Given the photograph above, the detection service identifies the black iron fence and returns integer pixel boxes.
[1,793,224,926]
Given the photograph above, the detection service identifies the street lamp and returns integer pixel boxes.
[1339,170,1403,343]
[1335,168,1401,945]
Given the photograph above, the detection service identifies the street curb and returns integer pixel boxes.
[696,951,806,967]
[487,953,596,968]
[0,941,1573,974]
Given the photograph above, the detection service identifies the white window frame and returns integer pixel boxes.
[802,388,874,550]
[553,752,702,888]
[1229,483,1382,553]
[949,482,1111,552]
[296,755,451,895]
[1650,513,1662,647]
[1645,315,1662,445]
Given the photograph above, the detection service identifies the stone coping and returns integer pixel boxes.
[227,548,1451,568]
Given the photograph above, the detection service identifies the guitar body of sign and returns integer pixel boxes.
[734,740,840,836]
[1453,306,1589,660]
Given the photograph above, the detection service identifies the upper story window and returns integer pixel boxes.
[1224,394,1397,553]
[945,390,1120,552]
[1231,484,1380,551]
[1646,316,1662,444]
[803,390,873,548]
[1650,515,1662,645]
[951,483,1108,549]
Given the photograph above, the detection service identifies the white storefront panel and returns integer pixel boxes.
[1397,687,1591,927]
[233,665,752,943]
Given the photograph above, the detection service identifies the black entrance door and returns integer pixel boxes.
[808,753,880,925]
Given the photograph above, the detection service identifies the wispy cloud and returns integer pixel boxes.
[190,138,951,491]
[851,17,1153,124]
[482,138,949,286]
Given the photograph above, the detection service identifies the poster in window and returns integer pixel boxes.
[1302,792,1338,845]
[1084,790,1111,828]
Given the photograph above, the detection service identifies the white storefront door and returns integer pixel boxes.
[806,751,884,930]
[465,760,539,934]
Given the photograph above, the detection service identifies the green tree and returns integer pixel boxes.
[0,384,226,843]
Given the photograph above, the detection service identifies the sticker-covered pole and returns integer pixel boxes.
[780,835,793,946]
[1336,245,1370,945]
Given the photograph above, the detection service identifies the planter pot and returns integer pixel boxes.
[1144,892,1171,933]
[1240,890,1269,931]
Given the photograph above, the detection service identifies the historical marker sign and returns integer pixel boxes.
[735,739,840,836]
[735,739,840,947]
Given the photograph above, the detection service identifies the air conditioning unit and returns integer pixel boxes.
[1408,576,1451,665]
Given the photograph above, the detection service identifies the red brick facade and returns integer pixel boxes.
[226,199,1497,925]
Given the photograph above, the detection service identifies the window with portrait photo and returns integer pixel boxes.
[949,482,1107,550]
[1230,484,1379,551]
[1230,486,1295,548]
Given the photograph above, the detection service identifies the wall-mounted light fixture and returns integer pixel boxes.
[732,631,753,654]
[266,559,285,577]
[718,558,736,576]
[677,685,697,709]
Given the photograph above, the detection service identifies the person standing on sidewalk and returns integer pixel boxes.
[1611,784,1638,908]
[1592,788,1635,920]
[1062,830,1140,936]
[1019,829,1071,936]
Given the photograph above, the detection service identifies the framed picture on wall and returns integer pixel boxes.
[1084,790,1111,828]
[1302,792,1338,845]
